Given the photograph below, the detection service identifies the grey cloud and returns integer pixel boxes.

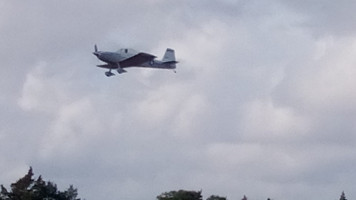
[276,0,356,36]
[1,1,356,200]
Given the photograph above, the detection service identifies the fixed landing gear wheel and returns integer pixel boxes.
[117,67,127,74]
[105,71,115,77]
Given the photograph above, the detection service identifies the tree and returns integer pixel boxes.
[339,191,347,200]
[0,185,10,200]
[206,195,226,200]
[0,167,80,200]
[157,190,203,200]
[63,185,79,200]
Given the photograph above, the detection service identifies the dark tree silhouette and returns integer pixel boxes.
[0,167,80,200]
[157,190,202,200]
[339,191,347,200]
[206,195,226,200]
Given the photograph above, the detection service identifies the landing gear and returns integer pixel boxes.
[117,67,127,74]
[105,69,115,77]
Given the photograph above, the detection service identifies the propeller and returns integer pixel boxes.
[93,44,99,56]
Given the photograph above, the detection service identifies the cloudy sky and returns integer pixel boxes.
[1,1,356,200]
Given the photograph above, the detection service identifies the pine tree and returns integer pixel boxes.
[9,167,34,200]
[339,191,347,200]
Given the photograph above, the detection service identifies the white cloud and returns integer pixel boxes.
[173,94,209,138]
[275,36,356,114]
[39,98,101,158]
[132,84,183,129]
[17,62,70,113]
[240,98,311,142]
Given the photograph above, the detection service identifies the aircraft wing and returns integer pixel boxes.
[119,53,156,68]
[96,64,116,69]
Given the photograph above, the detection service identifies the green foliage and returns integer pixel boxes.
[0,167,80,200]
[157,190,202,200]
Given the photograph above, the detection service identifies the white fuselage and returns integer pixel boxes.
[94,51,131,64]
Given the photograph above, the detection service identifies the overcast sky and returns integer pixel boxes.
[1,1,356,200]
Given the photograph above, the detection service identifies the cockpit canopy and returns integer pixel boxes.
[117,48,138,55]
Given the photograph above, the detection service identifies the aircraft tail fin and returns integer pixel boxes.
[94,44,98,52]
[162,48,176,63]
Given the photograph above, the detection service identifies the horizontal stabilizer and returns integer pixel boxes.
[162,60,178,64]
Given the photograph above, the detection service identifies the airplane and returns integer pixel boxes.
[93,45,178,77]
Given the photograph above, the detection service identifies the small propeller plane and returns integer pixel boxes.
[93,45,178,77]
